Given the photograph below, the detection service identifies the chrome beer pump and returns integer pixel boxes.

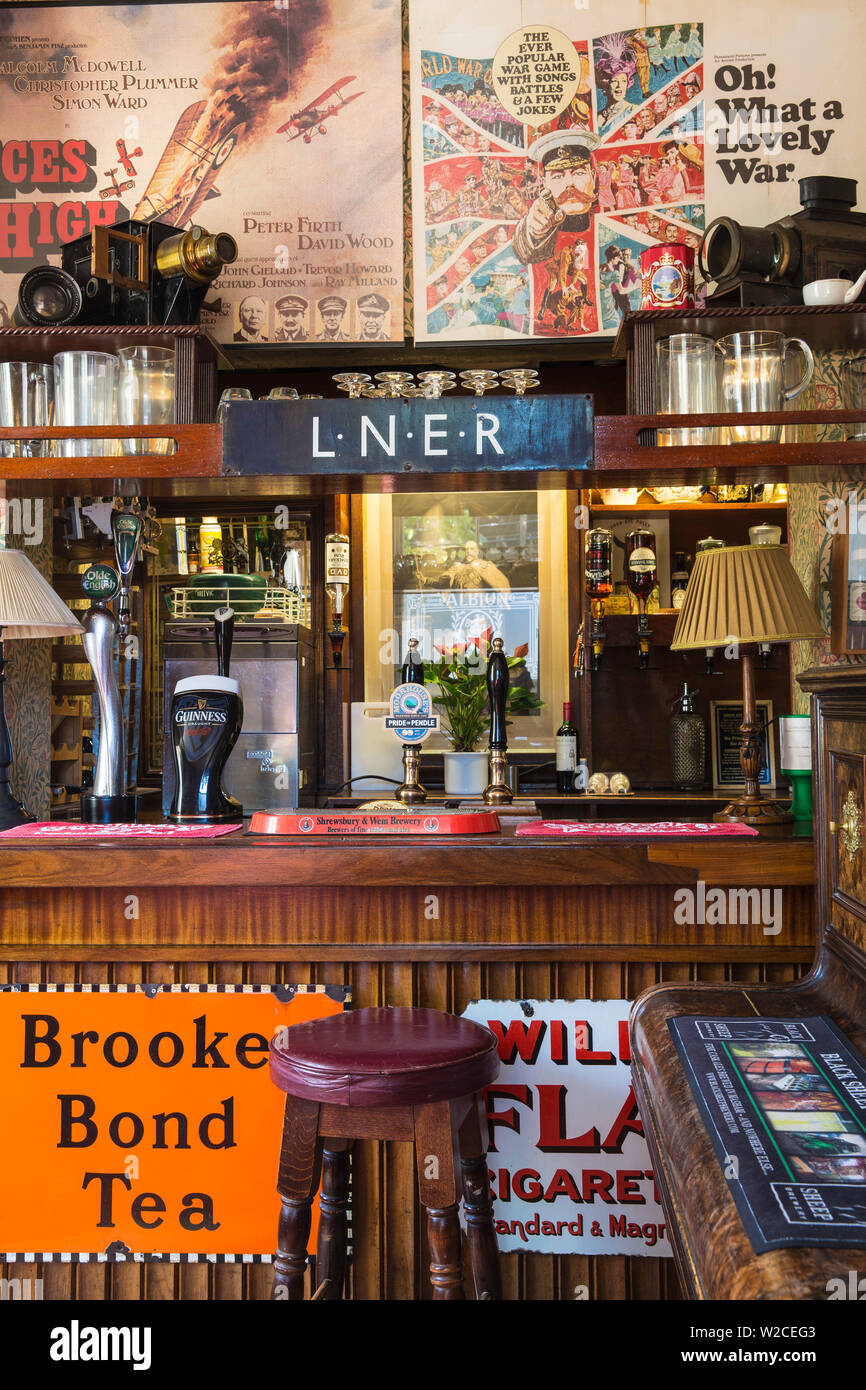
[80,505,144,823]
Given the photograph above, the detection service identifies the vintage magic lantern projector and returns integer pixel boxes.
[14,219,238,327]
[699,176,866,305]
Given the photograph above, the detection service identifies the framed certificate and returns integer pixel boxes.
[710,700,775,791]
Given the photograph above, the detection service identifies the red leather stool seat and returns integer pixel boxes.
[269,1005,500,1106]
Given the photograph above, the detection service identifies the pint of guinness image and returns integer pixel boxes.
[168,607,243,822]
[168,675,243,822]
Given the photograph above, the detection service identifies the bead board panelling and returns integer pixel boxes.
[0,953,807,1302]
[2,499,52,819]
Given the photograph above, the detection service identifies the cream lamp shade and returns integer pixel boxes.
[0,548,83,637]
[671,544,823,650]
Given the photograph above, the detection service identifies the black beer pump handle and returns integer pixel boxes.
[401,637,424,687]
[214,606,234,679]
[487,637,509,752]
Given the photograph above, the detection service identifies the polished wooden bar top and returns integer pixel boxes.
[0,820,814,889]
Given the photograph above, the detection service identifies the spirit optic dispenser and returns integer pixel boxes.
[626,526,657,670]
[325,531,350,667]
[584,527,613,671]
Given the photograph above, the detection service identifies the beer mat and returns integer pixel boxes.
[668,1016,866,1251]
[247,809,501,836]
[0,823,241,840]
[515,820,758,837]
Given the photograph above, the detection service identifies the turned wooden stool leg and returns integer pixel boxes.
[315,1138,351,1300]
[414,1099,465,1300]
[273,1095,321,1301]
[458,1094,501,1301]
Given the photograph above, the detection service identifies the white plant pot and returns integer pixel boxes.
[443,750,488,796]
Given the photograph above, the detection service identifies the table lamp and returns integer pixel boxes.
[671,544,822,826]
[0,547,84,828]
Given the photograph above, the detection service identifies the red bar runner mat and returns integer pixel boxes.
[515,820,759,837]
[248,809,501,835]
[0,822,241,839]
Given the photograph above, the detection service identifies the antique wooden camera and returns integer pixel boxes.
[15,219,237,327]
[699,177,866,304]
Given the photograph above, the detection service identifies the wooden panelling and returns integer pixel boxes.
[0,832,814,1300]
[0,953,807,1303]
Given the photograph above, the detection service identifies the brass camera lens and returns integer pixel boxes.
[155,227,238,283]
[15,265,83,326]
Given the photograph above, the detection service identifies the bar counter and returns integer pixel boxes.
[0,824,815,1301]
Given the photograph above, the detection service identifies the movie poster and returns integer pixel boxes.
[410,0,862,343]
[0,1,404,345]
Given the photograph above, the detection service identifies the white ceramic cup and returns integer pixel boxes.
[802,278,851,306]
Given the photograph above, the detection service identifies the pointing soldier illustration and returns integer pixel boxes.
[273,294,309,342]
[316,294,350,341]
[512,129,600,266]
[357,292,391,341]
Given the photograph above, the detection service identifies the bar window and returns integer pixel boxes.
[362,490,569,747]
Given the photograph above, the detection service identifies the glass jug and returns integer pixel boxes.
[717,330,814,443]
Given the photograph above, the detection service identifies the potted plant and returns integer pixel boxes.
[424,631,542,796]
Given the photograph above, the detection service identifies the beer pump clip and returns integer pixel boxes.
[385,639,438,806]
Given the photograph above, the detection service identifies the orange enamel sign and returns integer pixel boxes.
[0,985,347,1260]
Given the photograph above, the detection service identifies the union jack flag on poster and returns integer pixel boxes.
[413,22,704,342]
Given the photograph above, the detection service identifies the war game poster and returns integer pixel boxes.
[410,0,860,344]
[0,1,403,345]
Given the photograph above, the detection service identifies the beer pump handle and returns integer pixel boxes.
[111,509,143,639]
[487,637,509,752]
[214,606,234,679]
[81,604,124,798]
[401,637,424,687]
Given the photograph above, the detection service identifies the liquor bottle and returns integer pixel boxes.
[671,551,690,610]
[584,527,612,670]
[325,531,350,622]
[556,701,579,792]
[626,527,657,669]
[199,517,223,574]
[325,531,350,667]
[626,527,658,607]
[585,528,613,600]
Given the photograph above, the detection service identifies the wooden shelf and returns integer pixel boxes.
[590,500,787,512]
[0,424,221,480]
[613,302,866,358]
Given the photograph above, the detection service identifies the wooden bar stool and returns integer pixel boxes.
[269,1005,502,1300]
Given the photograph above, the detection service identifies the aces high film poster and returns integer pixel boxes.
[0,0,404,345]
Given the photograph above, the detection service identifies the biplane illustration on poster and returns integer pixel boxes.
[0,1,403,345]
[410,0,861,343]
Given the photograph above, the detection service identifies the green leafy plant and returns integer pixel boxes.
[422,629,542,752]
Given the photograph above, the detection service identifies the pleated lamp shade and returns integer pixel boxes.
[671,544,823,650]
[0,548,84,638]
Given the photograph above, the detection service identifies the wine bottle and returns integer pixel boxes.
[556,700,579,792]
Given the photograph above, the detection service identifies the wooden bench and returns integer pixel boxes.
[630,666,866,1299]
